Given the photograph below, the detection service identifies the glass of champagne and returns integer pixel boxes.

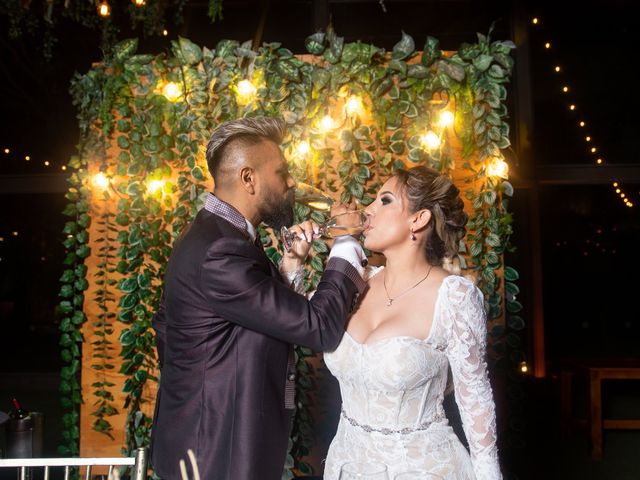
[292,182,334,212]
[280,209,368,252]
[339,461,389,480]
[394,471,442,479]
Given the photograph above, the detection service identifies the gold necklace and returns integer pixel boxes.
[383,266,433,307]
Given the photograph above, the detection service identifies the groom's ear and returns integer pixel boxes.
[411,209,432,232]
[239,166,256,194]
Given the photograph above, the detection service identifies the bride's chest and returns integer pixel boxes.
[347,285,439,345]
[324,335,448,391]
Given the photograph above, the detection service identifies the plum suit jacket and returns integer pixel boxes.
[150,205,364,480]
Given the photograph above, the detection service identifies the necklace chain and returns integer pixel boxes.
[383,266,433,307]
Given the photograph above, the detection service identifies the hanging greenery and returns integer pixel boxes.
[59,26,521,476]
[1,0,224,59]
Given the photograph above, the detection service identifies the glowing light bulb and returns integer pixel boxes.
[98,1,110,17]
[596,158,603,165]
[163,29,168,36]
[555,66,561,72]
[162,82,182,102]
[147,179,165,194]
[296,141,310,156]
[544,42,551,49]
[532,17,539,24]
[628,203,634,207]
[591,147,597,153]
[319,115,335,132]
[438,110,455,128]
[25,155,30,161]
[44,161,50,166]
[569,104,576,111]
[585,136,591,142]
[579,121,585,127]
[613,182,618,187]
[3,148,9,154]
[615,188,621,194]
[419,131,440,151]
[235,80,257,104]
[345,95,364,116]
[486,155,509,179]
[519,361,528,373]
[12,231,18,237]
[620,193,626,198]
[61,165,67,171]
[133,0,145,5]
[92,172,109,190]
[562,86,569,93]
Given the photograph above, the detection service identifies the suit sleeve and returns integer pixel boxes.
[200,236,365,351]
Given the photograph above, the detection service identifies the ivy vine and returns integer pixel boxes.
[90,201,119,439]
[60,26,522,475]
[1,0,225,59]
[58,154,91,456]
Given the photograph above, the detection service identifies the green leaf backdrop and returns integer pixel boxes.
[58,28,524,476]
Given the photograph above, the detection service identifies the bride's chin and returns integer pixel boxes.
[363,237,379,251]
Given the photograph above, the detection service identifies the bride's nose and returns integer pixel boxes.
[364,205,374,217]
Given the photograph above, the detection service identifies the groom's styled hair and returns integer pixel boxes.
[206,116,286,186]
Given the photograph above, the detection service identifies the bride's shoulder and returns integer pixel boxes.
[440,274,483,303]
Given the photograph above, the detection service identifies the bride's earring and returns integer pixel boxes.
[410,227,416,241]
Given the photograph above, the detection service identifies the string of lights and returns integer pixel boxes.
[95,0,170,37]
[88,76,508,198]
[531,16,634,209]
[2,147,65,171]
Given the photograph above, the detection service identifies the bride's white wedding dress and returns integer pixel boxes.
[322,268,502,480]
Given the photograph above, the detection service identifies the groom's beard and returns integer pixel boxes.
[260,188,295,231]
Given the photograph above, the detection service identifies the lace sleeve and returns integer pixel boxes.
[278,264,306,294]
[443,278,502,480]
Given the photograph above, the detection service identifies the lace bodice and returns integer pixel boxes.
[323,269,501,480]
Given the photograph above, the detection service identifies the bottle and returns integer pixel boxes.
[11,398,28,419]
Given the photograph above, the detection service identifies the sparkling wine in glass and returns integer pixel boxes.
[339,461,389,480]
[293,182,334,212]
[280,209,368,252]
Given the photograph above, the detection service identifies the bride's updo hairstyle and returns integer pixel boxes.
[393,166,467,270]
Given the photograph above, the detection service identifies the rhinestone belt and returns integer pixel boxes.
[340,408,443,435]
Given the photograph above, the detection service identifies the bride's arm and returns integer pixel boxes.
[279,262,306,294]
[444,279,502,480]
[280,261,380,297]
[280,235,370,295]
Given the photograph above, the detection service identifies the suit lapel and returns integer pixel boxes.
[210,211,285,283]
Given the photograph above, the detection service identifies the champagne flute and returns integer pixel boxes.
[293,182,334,212]
[280,209,368,252]
[339,461,389,480]
[394,471,443,479]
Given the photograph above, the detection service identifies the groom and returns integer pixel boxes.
[150,116,367,480]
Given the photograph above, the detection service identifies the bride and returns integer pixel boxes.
[321,166,502,480]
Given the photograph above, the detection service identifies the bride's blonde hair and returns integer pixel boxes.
[393,166,467,274]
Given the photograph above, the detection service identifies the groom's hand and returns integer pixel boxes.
[281,220,319,270]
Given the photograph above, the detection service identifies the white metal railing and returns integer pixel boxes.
[0,447,147,480]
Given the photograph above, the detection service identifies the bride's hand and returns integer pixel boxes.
[281,220,319,268]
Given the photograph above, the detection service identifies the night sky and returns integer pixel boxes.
[0,0,638,372]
